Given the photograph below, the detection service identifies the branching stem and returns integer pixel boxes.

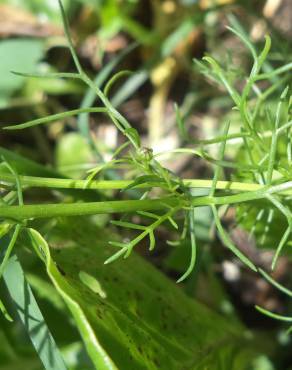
[2,173,290,193]
[1,181,291,221]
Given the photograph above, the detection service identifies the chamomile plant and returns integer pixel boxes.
[1,0,292,348]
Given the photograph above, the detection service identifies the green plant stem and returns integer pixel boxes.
[4,107,108,130]
[0,197,181,221]
[2,173,292,195]
[1,181,291,221]
[0,173,281,193]
[80,74,139,147]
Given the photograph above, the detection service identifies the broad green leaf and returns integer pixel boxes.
[26,273,66,312]
[27,227,117,370]
[0,147,102,203]
[0,330,16,364]
[0,39,44,107]
[0,146,63,178]
[55,133,93,179]
[24,217,256,369]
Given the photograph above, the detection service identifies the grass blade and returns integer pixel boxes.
[11,71,81,79]
[0,224,21,279]
[77,42,138,142]
[266,87,289,184]
[104,70,133,97]
[4,107,107,130]
[0,297,13,322]
[259,268,292,298]
[202,56,241,106]
[3,253,68,370]
[255,305,292,322]
[177,208,197,283]
[110,220,146,230]
[209,120,230,197]
[57,0,83,74]
[211,205,257,272]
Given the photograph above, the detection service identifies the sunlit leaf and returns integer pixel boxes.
[21,217,257,369]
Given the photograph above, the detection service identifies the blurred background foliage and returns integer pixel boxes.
[0,0,292,369]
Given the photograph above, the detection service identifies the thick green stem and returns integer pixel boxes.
[1,173,279,193]
[1,181,291,221]
[0,197,181,221]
